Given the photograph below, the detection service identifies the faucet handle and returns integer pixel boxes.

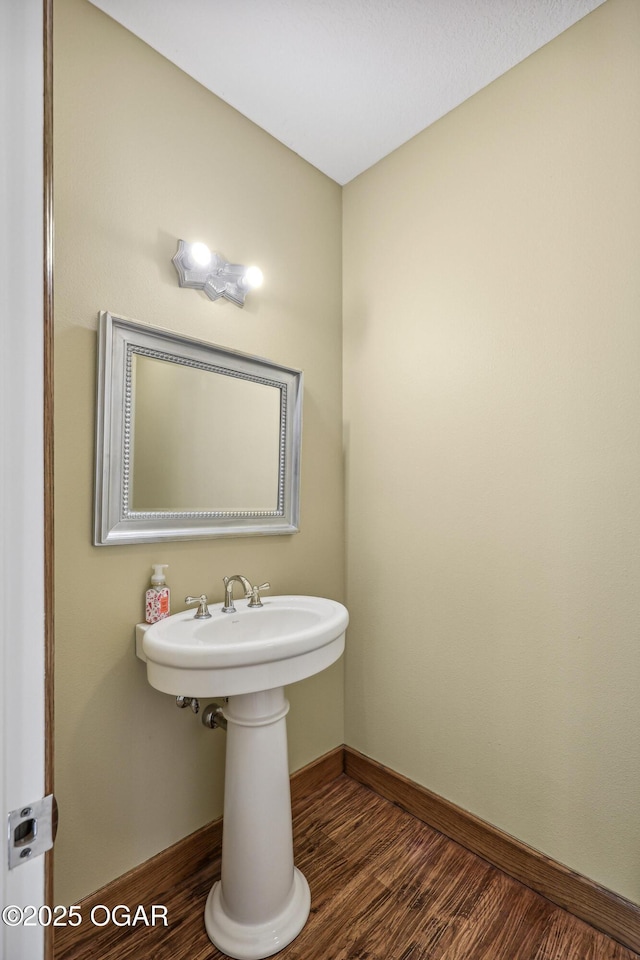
[185,595,212,619]
[248,582,270,608]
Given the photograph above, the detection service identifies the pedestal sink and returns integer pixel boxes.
[142,595,348,960]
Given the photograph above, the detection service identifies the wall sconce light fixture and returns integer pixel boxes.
[172,240,263,308]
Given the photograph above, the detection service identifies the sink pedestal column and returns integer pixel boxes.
[204,686,310,960]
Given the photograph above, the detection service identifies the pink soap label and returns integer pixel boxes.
[146,588,170,623]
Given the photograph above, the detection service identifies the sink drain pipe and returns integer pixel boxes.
[202,702,228,731]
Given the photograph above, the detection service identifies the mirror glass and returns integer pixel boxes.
[94,312,302,544]
[131,355,281,512]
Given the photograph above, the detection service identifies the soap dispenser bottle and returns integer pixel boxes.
[145,564,170,624]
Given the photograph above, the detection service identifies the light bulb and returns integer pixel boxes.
[189,242,212,268]
[243,265,263,289]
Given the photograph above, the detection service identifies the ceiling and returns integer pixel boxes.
[88,0,606,185]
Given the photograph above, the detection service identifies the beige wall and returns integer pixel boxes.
[54,0,344,905]
[343,0,640,905]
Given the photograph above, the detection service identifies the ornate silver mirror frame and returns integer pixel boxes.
[94,311,303,545]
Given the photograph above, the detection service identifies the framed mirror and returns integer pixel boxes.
[94,312,303,544]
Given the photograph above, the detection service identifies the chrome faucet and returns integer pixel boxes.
[222,575,252,613]
[222,574,270,613]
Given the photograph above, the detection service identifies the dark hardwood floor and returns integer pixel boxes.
[57,775,639,960]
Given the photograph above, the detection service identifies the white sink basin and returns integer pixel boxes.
[143,594,348,697]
